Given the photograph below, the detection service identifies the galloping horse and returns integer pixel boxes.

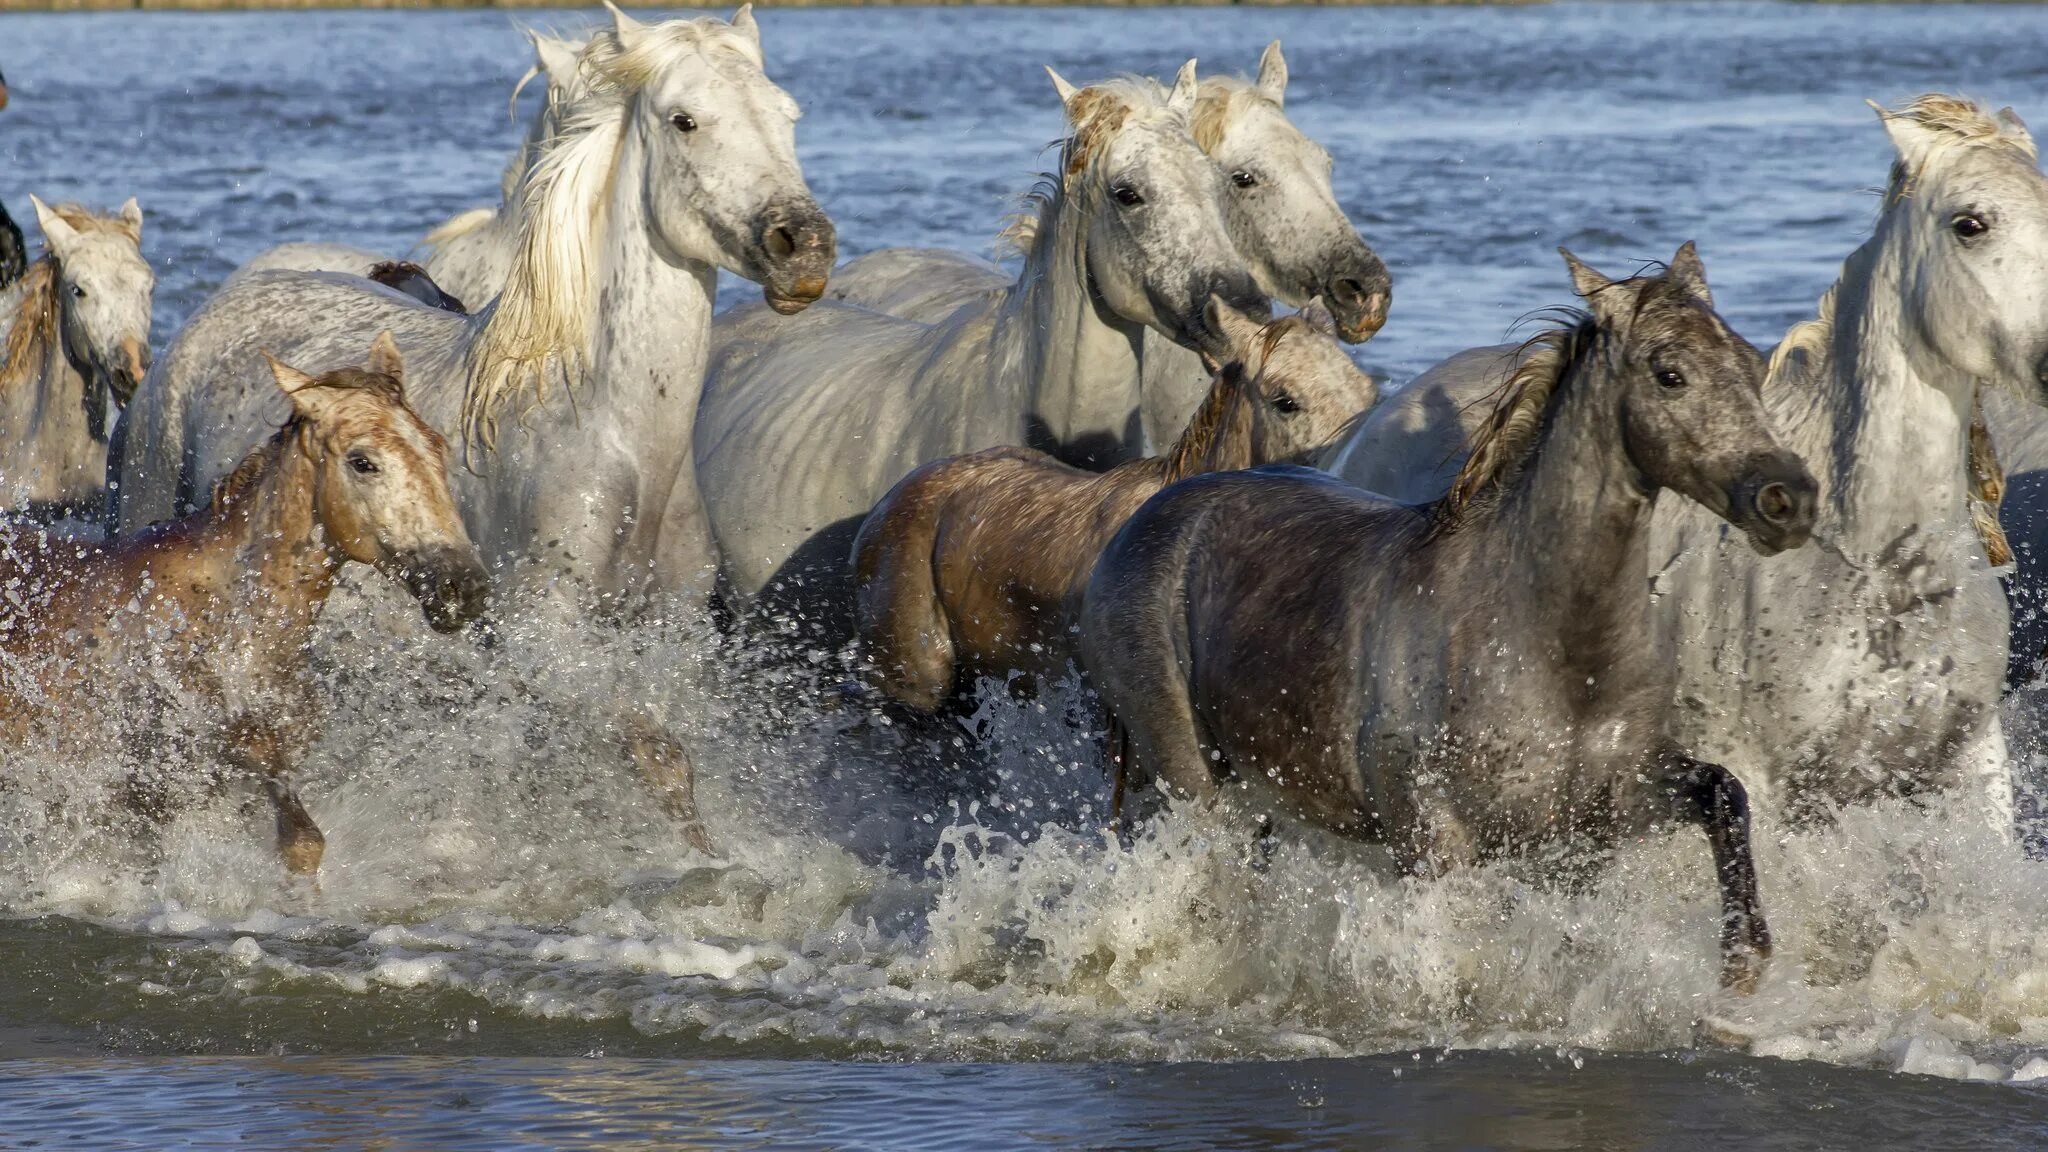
[852,299,1376,714]
[1328,96,2048,826]
[114,9,835,847]
[0,197,152,522]
[826,42,1390,450]
[1082,248,1817,992]
[688,63,1268,638]
[0,335,488,874]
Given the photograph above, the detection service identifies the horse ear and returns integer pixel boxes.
[1167,59,1199,119]
[1205,294,1264,362]
[1997,105,2036,149]
[118,197,143,242]
[531,33,581,88]
[263,350,319,398]
[1045,66,1081,110]
[1560,247,1617,310]
[1256,41,1288,107]
[30,195,78,254]
[1869,98,1943,173]
[730,4,762,51]
[366,331,405,387]
[604,0,645,40]
[1301,296,1336,337]
[1667,240,1712,307]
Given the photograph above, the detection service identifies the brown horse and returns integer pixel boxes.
[852,299,1377,714]
[0,333,488,873]
[1080,248,1817,992]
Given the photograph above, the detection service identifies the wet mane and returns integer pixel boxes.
[0,205,134,395]
[1164,360,1251,482]
[462,16,760,450]
[1433,309,1597,532]
[0,258,58,395]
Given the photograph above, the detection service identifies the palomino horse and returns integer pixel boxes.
[688,63,1268,639]
[114,9,834,847]
[826,42,1390,452]
[1082,248,1817,992]
[0,334,488,874]
[1328,96,2048,826]
[852,299,1376,714]
[238,27,594,309]
[0,197,152,522]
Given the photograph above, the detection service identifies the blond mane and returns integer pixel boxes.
[1188,75,1272,156]
[460,17,761,451]
[1433,312,1595,532]
[0,204,137,393]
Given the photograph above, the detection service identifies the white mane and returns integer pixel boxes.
[461,16,764,449]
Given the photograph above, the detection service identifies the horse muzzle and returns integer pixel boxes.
[1735,459,1818,556]
[394,547,492,634]
[754,199,836,316]
[1321,248,1393,344]
[108,338,150,409]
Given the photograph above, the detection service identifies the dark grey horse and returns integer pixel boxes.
[1079,246,1817,992]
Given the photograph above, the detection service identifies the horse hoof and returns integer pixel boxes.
[279,831,326,877]
[1692,1014,1757,1052]
[681,819,718,857]
[1719,947,1768,996]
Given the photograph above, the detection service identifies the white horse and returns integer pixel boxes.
[234,28,593,307]
[0,197,152,522]
[117,7,832,594]
[826,42,1389,452]
[684,64,1269,636]
[1327,95,2048,825]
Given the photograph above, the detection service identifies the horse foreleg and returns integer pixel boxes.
[1658,749,1772,994]
[623,715,715,855]
[223,718,325,876]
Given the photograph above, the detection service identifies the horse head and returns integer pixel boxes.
[1194,43,1390,342]
[264,333,489,633]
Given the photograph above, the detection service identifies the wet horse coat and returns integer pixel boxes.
[1082,249,1817,990]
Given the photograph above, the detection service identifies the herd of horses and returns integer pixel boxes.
[3,6,2048,997]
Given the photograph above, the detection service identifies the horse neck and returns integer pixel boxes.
[1775,236,1976,556]
[584,122,718,451]
[1162,370,1256,483]
[202,433,341,637]
[0,281,105,512]
[988,190,1145,463]
[1460,352,1656,688]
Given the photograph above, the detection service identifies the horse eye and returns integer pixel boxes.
[1110,184,1145,208]
[1951,212,1989,240]
[1231,170,1259,190]
[1655,368,1687,390]
[1270,391,1301,414]
[70,284,86,299]
[347,452,379,476]
[670,111,698,133]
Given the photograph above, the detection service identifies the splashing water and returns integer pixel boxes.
[6,564,2048,1082]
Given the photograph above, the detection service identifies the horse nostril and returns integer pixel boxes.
[1757,483,1794,524]
[766,226,797,261]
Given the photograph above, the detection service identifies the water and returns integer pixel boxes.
[4,2,2048,1144]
